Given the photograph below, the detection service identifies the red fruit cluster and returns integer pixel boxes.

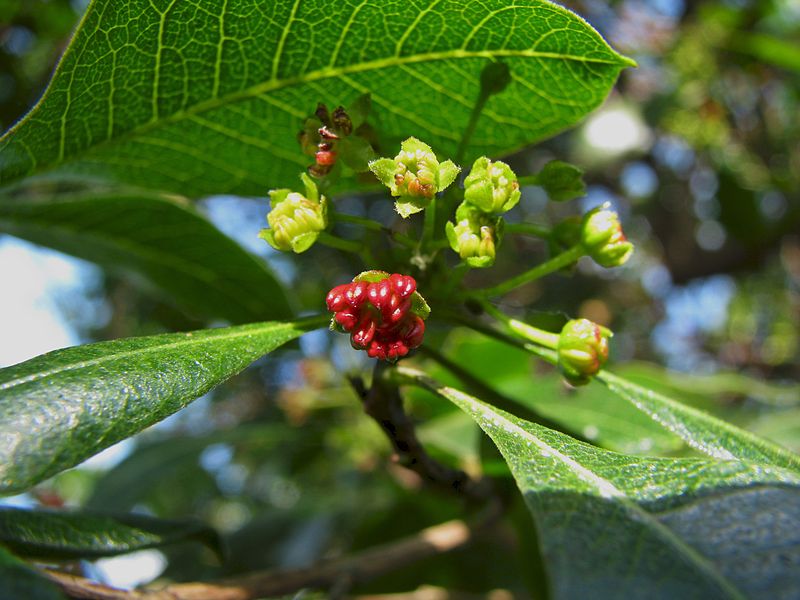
[326,274,425,360]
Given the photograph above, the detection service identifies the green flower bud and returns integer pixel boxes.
[463,157,520,214]
[580,203,634,267]
[445,202,503,268]
[368,137,460,218]
[557,319,612,386]
[259,173,328,253]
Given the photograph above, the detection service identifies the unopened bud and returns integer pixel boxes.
[445,202,503,268]
[259,174,328,253]
[580,203,634,267]
[557,319,612,386]
[368,137,460,218]
[464,157,520,214]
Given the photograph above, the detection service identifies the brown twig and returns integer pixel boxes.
[44,517,493,600]
[349,362,492,502]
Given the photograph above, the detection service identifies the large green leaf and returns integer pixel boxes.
[515,341,800,472]
[0,546,65,600]
[0,185,291,323]
[598,370,800,472]
[0,507,219,560]
[0,315,327,494]
[0,0,633,196]
[398,367,800,599]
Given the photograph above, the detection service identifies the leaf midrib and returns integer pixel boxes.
[1,47,630,183]
[460,388,743,598]
[0,319,320,392]
[400,368,744,599]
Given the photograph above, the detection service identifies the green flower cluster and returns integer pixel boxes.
[368,137,460,218]
[446,157,519,268]
[259,173,328,254]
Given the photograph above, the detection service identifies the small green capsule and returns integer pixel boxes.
[580,203,634,268]
[557,318,612,386]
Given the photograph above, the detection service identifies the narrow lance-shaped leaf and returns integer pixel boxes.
[0,315,328,494]
[0,185,292,323]
[397,366,800,599]
[0,0,633,196]
[598,369,800,472]
[0,507,220,560]
[522,342,800,472]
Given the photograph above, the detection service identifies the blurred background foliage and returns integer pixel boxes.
[0,0,798,596]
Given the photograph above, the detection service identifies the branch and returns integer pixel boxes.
[44,517,493,600]
[349,362,493,502]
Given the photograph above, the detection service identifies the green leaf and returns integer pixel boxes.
[438,330,685,454]
[0,186,292,323]
[86,424,286,510]
[398,367,800,599]
[598,369,800,472]
[0,0,633,196]
[0,546,65,600]
[0,315,327,494]
[729,32,800,73]
[516,341,800,471]
[618,361,800,408]
[0,507,220,560]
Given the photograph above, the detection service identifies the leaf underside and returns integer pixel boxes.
[0,0,633,197]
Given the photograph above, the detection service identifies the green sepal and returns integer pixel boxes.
[445,220,459,252]
[289,231,320,253]
[258,227,279,250]
[268,188,291,208]
[260,225,321,254]
[401,136,433,155]
[464,255,494,268]
[354,269,390,283]
[368,158,397,187]
[437,160,461,191]
[300,172,319,202]
[395,196,428,218]
[410,291,431,320]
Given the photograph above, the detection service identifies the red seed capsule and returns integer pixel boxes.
[326,273,426,361]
